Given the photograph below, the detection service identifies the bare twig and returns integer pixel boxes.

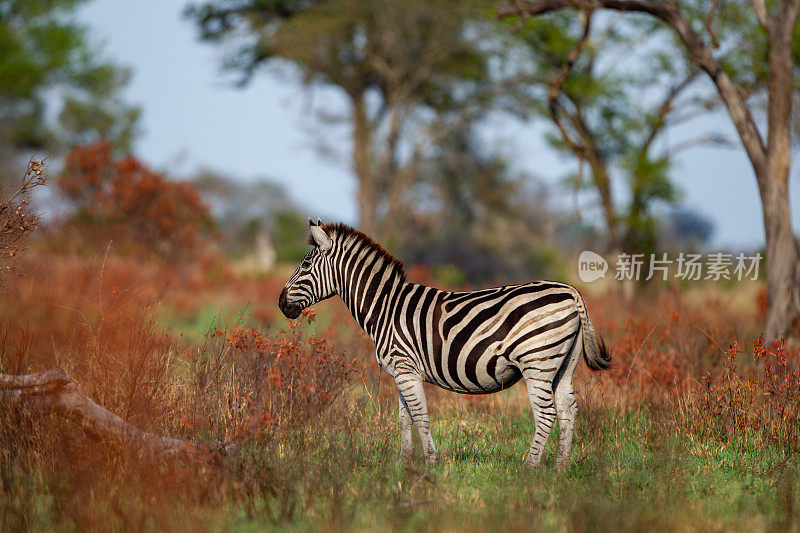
[0,158,47,274]
[704,0,720,48]
[624,322,658,390]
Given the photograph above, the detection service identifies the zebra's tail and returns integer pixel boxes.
[573,289,612,371]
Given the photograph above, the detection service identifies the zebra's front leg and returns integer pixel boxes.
[395,374,438,466]
[398,392,413,464]
[522,370,557,468]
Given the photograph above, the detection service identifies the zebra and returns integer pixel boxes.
[278,220,611,468]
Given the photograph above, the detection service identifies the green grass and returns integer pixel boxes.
[5,297,797,531]
[4,389,798,531]
[214,395,798,532]
[157,303,340,344]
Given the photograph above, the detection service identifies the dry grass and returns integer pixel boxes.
[0,244,363,529]
[0,238,798,529]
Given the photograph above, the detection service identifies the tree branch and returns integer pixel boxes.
[664,133,735,156]
[498,0,672,19]
[752,0,771,31]
[1,369,236,461]
[641,71,699,153]
[497,0,769,173]
[0,368,70,389]
[548,9,595,156]
[704,0,720,48]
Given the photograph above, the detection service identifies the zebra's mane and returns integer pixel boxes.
[309,222,406,282]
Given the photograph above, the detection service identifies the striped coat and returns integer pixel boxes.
[279,221,611,467]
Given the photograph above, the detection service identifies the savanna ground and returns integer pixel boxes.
[1,239,799,532]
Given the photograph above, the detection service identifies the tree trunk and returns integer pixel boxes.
[351,93,379,236]
[758,163,800,341]
[760,0,800,342]
[497,0,800,341]
[379,107,408,242]
[587,157,616,250]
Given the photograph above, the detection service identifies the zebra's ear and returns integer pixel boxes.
[309,225,332,252]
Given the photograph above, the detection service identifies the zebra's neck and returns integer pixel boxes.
[332,234,406,345]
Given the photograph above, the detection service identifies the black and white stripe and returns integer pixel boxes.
[279,221,611,468]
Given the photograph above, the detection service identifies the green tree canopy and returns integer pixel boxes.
[185,0,490,237]
[504,12,720,255]
[0,0,140,181]
[498,0,800,340]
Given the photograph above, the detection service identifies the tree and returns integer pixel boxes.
[185,0,487,238]
[392,113,563,284]
[499,0,800,341]
[58,142,213,258]
[191,170,309,261]
[661,206,715,251]
[506,12,725,255]
[0,0,140,181]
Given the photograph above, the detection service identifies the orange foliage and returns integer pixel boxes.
[0,247,359,526]
[584,287,747,401]
[698,337,800,448]
[203,316,359,442]
[58,141,213,258]
[0,248,284,380]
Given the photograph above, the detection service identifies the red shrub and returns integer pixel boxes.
[585,287,746,402]
[58,142,213,258]
[179,312,360,444]
[698,337,800,448]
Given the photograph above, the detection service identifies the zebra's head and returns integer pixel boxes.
[278,219,336,319]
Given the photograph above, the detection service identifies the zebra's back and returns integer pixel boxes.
[391,281,583,394]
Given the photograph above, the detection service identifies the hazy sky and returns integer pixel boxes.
[79,0,799,249]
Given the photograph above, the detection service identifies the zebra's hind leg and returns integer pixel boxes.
[522,369,557,468]
[554,334,581,468]
[398,392,413,464]
[395,374,438,466]
[554,384,577,468]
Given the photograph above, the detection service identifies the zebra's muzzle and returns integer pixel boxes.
[278,288,303,319]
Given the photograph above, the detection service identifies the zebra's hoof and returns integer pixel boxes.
[424,453,439,467]
[396,453,412,466]
[523,456,542,469]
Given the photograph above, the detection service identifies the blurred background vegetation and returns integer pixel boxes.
[2,0,752,289]
[2,2,800,530]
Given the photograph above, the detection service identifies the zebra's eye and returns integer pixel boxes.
[301,258,312,268]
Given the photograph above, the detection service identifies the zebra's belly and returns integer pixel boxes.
[425,356,522,395]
